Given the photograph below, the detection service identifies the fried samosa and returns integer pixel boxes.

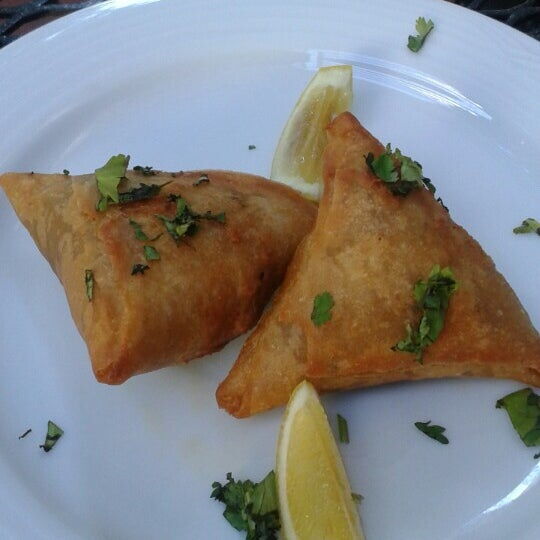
[217,112,540,417]
[0,167,315,383]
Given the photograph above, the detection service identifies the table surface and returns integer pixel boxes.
[0,0,539,48]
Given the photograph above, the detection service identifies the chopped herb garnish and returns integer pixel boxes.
[211,471,280,540]
[351,492,364,504]
[133,165,157,176]
[337,414,350,444]
[39,421,63,452]
[131,264,150,275]
[193,173,210,186]
[513,218,540,236]
[157,194,225,242]
[143,245,160,261]
[95,154,130,211]
[496,388,540,447]
[392,265,457,363]
[414,420,449,444]
[407,17,434,52]
[85,269,94,301]
[63,169,69,176]
[18,428,32,440]
[118,182,170,205]
[248,145,256,150]
[365,145,435,197]
[535,452,540,459]
[311,292,334,327]
[128,219,161,242]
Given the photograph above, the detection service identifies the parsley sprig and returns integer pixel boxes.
[407,17,434,53]
[392,265,457,363]
[211,471,280,540]
[414,420,449,444]
[311,292,334,327]
[365,145,435,197]
[497,388,540,447]
[513,218,540,236]
[156,194,225,243]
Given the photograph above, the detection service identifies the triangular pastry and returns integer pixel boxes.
[217,112,540,417]
[1,167,316,383]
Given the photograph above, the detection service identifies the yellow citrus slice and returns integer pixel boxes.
[276,380,365,540]
[271,65,353,200]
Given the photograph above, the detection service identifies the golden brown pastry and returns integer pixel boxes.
[0,167,316,383]
[217,112,540,417]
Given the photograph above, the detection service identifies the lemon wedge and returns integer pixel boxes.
[271,65,353,200]
[276,380,365,540]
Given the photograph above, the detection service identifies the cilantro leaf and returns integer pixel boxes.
[157,194,225,242]
[131,264,149,275]
[337,414,350,444]
[496,388,540,447]
[414,420,448,444]
[39,421,63,452]
[513,218,540,236]
[351,492,364,504]
[193,173,210,186]
[95,154,130,211]
[133,165,157,176]
[211,471,280,540]
[143,245,160,261]
[85,269,94,301]
[129,219,162,242]
[366,145,436,197]
[248,145,256,150]
[407,17,434,53]
[118,182,170,205]
[392,265,457,362]
[63,169,70,176]
[311,292,334,327]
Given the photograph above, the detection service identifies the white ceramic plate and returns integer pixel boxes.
[0,0,539,538]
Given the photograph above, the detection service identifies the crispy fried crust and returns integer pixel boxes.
[0,169,316,383]
[216,112,540,418]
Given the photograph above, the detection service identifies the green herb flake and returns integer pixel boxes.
[157,194,225,242]
[211,471,280,539]
[131,264,150,276]
[337,414,350,444]
[534,452,540,459]
[144,245,160,261]
[118,182,170,205]
[407,17,434,53]
[39,421,63,452]
[248,145,256,150]
[129,219,149,241]
[414,420,449,444]
[351,492,364,504]
[513,218,540,236]
[193,174,210,186]
[85,269,94,301]
[133,165,157,176]
[365,145,436,197]
[18,428,32,440]
[496,388,540,447]
[392,265,457,363]
[95,154,130,211]
[311,292,334,327]
[63,169,70,176]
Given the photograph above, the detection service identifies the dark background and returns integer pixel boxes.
[1,0,539,48]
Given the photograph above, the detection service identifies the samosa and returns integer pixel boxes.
[0,164,316,383]
[217,112,540,418]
